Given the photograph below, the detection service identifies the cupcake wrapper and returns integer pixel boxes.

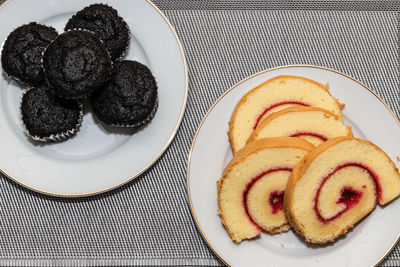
[42,29,113,100]
[20,88,84,142]
[101,95,159,128]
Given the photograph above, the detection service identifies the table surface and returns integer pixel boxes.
[0,0,399,266]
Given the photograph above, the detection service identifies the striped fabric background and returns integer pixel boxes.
[0,0,399,266]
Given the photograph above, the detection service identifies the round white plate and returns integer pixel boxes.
[0,0,187,196]
[187,65,400,267]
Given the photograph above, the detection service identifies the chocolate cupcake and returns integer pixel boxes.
[65,4,130,60]
[1,22,58,87]
[21,87,83,142]
[91,60,158,127]
[43,30,112,99]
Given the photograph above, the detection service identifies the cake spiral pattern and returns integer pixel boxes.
[284,137,400,244]
[217,137,314,242]
[247,106,353,146]
[229,75,343,154]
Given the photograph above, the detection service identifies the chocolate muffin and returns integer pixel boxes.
[21,87,83,142]
[91,60,158,127]
[1,22,58,87]
[65,4,130,60]
[43,30,112,99]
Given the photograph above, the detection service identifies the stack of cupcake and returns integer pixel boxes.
[1,4,158,142]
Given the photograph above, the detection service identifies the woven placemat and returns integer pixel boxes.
[0,0,399,266]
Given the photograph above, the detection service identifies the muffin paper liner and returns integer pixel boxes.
[20,88,84,142]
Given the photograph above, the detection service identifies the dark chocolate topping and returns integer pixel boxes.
[65,4,130,60]
[91,60,158,126]
[1,22,58,87]
[43,30,112,99]
[21,87,82,139]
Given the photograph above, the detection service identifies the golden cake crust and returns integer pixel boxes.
[222,137,315,177]
[284,136,400,243]
[268,223,291,234]
[246,106,353,145]
[218,137,314,242]
[228,75,343,154]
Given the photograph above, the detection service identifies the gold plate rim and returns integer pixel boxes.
[186,64,400,267]
[0,0,10,9]
[0,0,188,197]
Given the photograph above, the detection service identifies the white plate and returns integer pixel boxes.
[0,0,187,196]
[187,65,400,267]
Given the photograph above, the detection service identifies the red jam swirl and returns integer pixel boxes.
[243,168,292,226]
[313,163,381,223]
[290,132,327,141]
[253,101,309,130]
[269,190,285,214]
[338,187,362,208]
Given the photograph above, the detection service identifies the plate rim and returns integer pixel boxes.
[0,0,9,8]
[186,64,400,267]
[0,0,188,198]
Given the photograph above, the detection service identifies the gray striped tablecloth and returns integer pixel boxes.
[0,0,399,266]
